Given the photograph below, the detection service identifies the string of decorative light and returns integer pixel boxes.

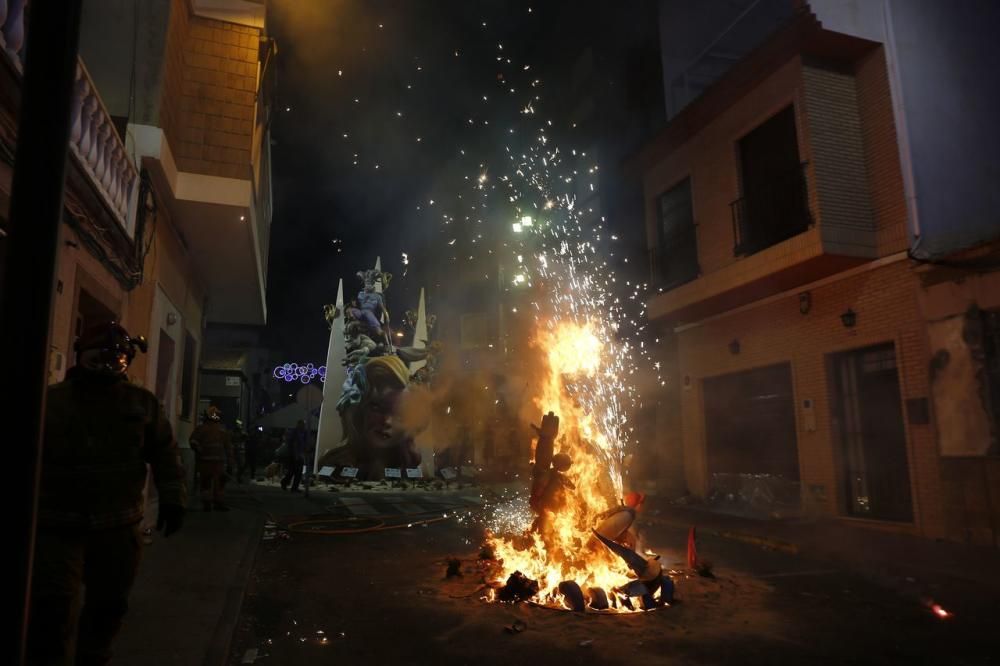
[272,363,327,384]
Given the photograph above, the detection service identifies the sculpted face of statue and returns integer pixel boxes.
[362,378,403,450]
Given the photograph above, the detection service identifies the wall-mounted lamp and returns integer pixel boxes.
[728,339,741,355]
[799,291,812,315]
[840,308,857,328]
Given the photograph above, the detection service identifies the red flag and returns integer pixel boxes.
[687,526,698,569]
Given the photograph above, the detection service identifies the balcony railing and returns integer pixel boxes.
[649,225,700,291]
[69,62,138,230]
[0,1,138,232]
[0,0,26,73]
[730,162,811,257]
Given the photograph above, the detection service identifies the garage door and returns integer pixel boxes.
[703,363,800,480]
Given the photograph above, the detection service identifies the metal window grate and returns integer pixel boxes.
[731,162,812,256]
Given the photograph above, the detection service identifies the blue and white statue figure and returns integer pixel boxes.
[349,268,390,341]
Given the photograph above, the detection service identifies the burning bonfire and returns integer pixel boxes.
[485,322,674,612]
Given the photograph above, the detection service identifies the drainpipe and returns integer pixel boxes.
[0,2,84,663]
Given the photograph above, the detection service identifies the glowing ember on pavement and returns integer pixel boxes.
[930,603,952,619]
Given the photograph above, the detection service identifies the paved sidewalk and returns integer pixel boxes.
[112,480,490,665]
[113,485,264,666]
[644,498,1000,599]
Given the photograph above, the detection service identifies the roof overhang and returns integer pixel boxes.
[191,0,266,30]
[648,228,871,325]
[130,124,267,325]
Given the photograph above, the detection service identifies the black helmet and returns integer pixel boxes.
[74,322,147,376]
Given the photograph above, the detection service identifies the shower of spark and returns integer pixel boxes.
[450,41,657,607]
[328,8,663,608]
[477,49,652,501]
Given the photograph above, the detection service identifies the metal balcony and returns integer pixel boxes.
[730,162,812,257]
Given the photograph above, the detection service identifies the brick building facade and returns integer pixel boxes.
[161,6,263,180]
[633,4,999,545]
[0,0,274,477]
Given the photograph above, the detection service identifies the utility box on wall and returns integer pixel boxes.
[48,348,65,384]
[801,398,816,432]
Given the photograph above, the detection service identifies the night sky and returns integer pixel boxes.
[263,0,568,360]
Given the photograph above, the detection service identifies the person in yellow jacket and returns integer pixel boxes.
[189,406,233,511]
[28,322,187,665]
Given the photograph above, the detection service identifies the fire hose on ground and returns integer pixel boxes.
[286,514,451,535]
[283,502,479,535]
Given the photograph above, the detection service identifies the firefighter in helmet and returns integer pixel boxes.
[190,405,233,511]
[27,321,187,665]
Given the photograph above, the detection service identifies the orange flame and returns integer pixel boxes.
[489,321,634,609]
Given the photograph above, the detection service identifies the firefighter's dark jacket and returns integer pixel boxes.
[189,421,232,463]
[39,366,188,529]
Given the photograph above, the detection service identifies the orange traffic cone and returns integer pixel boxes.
[687,526,698,569]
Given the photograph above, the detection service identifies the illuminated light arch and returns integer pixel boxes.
[272,362,327,383]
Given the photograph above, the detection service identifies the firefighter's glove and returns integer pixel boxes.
[156,503,185,538]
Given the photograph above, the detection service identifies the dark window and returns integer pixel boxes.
[653,178,698,289]
[73,288,117,358]
[703,363,800,481]
[180,331,197,420]
[830,343,913,522]
[731,106,811,256]
[154,330,175,405]
[983,310,1000,453]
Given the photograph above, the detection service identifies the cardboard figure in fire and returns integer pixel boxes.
[529,411,559,503]
[592,529,675,609]
[528,412,579,545]
[531,452,575,518]
[594,491,645,550]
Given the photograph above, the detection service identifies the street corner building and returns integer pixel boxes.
[630,1,1000,546]
[0,0,276,478]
